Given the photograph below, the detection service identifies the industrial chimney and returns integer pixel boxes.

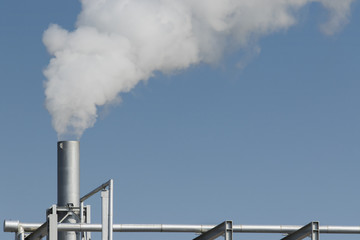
[57,141,80,240]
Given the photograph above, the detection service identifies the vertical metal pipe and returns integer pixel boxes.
[17,226,24,240]
[57,141,80,240]
[108,179,113,240]
[101,190,109,240]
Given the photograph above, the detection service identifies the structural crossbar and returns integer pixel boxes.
[5,222,360,234]
[281,222,319,240]
[193,221,233,240]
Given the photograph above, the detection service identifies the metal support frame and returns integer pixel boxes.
[6,142,356,240]
[282,222,319,240]
[15,180,113,240]
[8,221,360,236]
[108,180,113,240]
[5,179,360,240]
[101,190,109,240]
[48,212,58,240]
[81,205,91,240]
[16,226,25,240]
[8,192,93,240]
[80,179,113,240]
[25,222,47,240]
[193,221,233,240]
[22,206,56,240]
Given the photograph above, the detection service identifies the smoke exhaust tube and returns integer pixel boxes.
[57,141,80,240]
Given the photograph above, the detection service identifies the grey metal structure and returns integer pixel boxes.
[57,141,80,240]
[281,222,319,240]
[193,221,233,240]
[4,141,360,240]
[6,221,360,234]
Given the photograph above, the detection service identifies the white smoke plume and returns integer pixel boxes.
[43,0,355,139]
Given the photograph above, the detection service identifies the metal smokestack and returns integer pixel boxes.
[57,141,80,240]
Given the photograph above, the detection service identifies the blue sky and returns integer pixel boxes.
[1,1,360,240]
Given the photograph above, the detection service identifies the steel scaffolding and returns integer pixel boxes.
[4,179,360,240]
[4,142,360,240]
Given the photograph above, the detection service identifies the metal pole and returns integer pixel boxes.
[84,205,91,240]
[281,222,319,240]
[80,181,110,203]
[101,190,109,240]
[17,226,24,240]
[55,224,360,233]
[108,179,113,240]
[6,221,360,234]
[193,221,233,240]
[58,141,80,240]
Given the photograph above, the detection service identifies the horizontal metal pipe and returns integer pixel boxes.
[319,226,360,234]
[4,221,40,232]
[114,224,215,233]
[5,221,360,234]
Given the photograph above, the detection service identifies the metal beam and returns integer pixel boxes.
[6,221,360,234]
[80,180,111,203]
[281,222,319,240]
[108,179,113,240]
[83,205,91,240]
[101,190,109,240]
[193,221,232,240]
[48,214,58,240]
[25,222,48,240]
[224,222,232,240]
[16,226,25,240]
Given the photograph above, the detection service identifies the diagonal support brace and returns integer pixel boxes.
[193,221,233,240]
[281,222,319,240]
